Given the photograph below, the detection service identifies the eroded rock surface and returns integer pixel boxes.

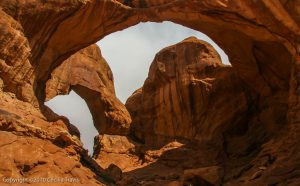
[95,37,298,185]
[126,37,251,147]
[93,134,141,172]
[0,91,107,186]
[46,44,131,135]
[0,0,299,185]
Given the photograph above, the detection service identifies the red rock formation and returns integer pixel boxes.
[126,37,251,147]
[2,0,298,101]
[97,37,297,185]
[0,43,132,185]
[0,0,299,185]
[0,90,107,186]
[46,44,131,135]
[93,134,141,172]
[0,9,35,103]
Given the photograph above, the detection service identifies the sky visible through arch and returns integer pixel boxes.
[45,21,229,155]
[98,21,229,103]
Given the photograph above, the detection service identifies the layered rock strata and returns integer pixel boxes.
[126,37,251,147]
[0,0,299,185]
[0,43,133,185]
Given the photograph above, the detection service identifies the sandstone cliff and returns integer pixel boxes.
[0,85,108,186]
[126,37,251,147]
[0,0,299,185]
[103,37,295,185]
[0,43,132,185]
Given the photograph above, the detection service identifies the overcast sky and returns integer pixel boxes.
[46,21,229,155]
[98,21,228,102]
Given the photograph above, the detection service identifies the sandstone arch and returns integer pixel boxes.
[2,0,299,119]
[45,44,131,135]
[0,0,300,185]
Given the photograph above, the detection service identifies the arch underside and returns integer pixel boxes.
[0,0,300,185]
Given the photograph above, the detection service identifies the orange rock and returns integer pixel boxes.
[126,37,250,147]
[93,134,141,172]
[0,0,299,185]
[46,44,131,135]
[182,166,223,186]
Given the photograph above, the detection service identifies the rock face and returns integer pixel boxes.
[46,44,131,135]
[0,0,299,186]
[183,166,223,186]
[126,37,251,147]
[0,8,35,103]
[96,37,298,185]
[93,134,141,172]
[0,91,107,186]
[0,43,131,185]
[1,0,297,101]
